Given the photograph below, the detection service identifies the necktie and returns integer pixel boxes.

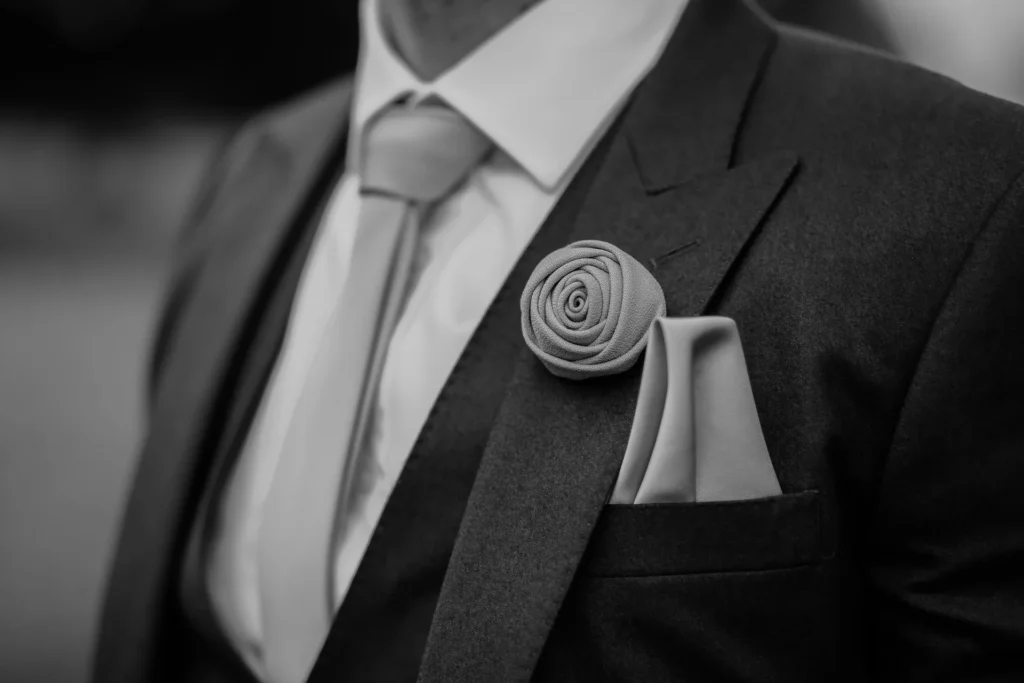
[256,103,492,683]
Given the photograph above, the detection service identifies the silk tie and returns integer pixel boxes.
[256,103,492,683]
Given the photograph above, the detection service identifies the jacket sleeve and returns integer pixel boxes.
[868,168,1024,681]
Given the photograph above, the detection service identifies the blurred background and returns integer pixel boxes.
[0,1,1022,682]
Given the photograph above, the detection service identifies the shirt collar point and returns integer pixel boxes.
[510,149,574,192]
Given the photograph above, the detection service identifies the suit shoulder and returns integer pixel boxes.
[181,75,355,241]
[253,75,356,149]
[151,76,356,391]
[757,23,1024,183]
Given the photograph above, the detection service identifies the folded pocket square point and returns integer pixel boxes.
[611,316,782,505]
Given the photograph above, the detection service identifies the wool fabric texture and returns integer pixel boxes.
[521,240,666,380]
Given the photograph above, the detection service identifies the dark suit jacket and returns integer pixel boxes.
[93,1,1024,681]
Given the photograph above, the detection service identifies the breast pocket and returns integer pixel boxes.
[580,490,827,577]
[535,490,844,682]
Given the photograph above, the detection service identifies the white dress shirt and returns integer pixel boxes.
[205,0,689,678]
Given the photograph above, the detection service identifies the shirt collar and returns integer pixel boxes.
[350,0,689,190]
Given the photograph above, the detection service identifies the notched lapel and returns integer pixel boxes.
[643,151,800,316]
[419,145,799,682]
[419,1,794,672]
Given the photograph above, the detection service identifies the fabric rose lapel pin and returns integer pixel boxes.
[520,240,666,380]
[521,239,781,505]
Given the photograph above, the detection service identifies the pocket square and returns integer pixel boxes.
[610,316,781,504]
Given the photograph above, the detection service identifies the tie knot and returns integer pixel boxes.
[361,103,493,203]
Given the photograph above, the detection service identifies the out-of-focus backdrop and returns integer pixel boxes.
[0,1,1021,682]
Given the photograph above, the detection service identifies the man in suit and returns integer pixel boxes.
[93,0,1024,680]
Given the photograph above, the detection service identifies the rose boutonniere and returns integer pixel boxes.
[520,240,666,380]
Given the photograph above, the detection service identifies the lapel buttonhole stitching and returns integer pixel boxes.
[649,238,701,274]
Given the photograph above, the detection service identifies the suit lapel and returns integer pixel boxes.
[418,2,798,680]
[93,81,353,682]
[176,84,357,649]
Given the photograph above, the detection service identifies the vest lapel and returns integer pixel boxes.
[418,2,800,680]
[92,81,353,683]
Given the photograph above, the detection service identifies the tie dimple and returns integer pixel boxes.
[257,103,491,683]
